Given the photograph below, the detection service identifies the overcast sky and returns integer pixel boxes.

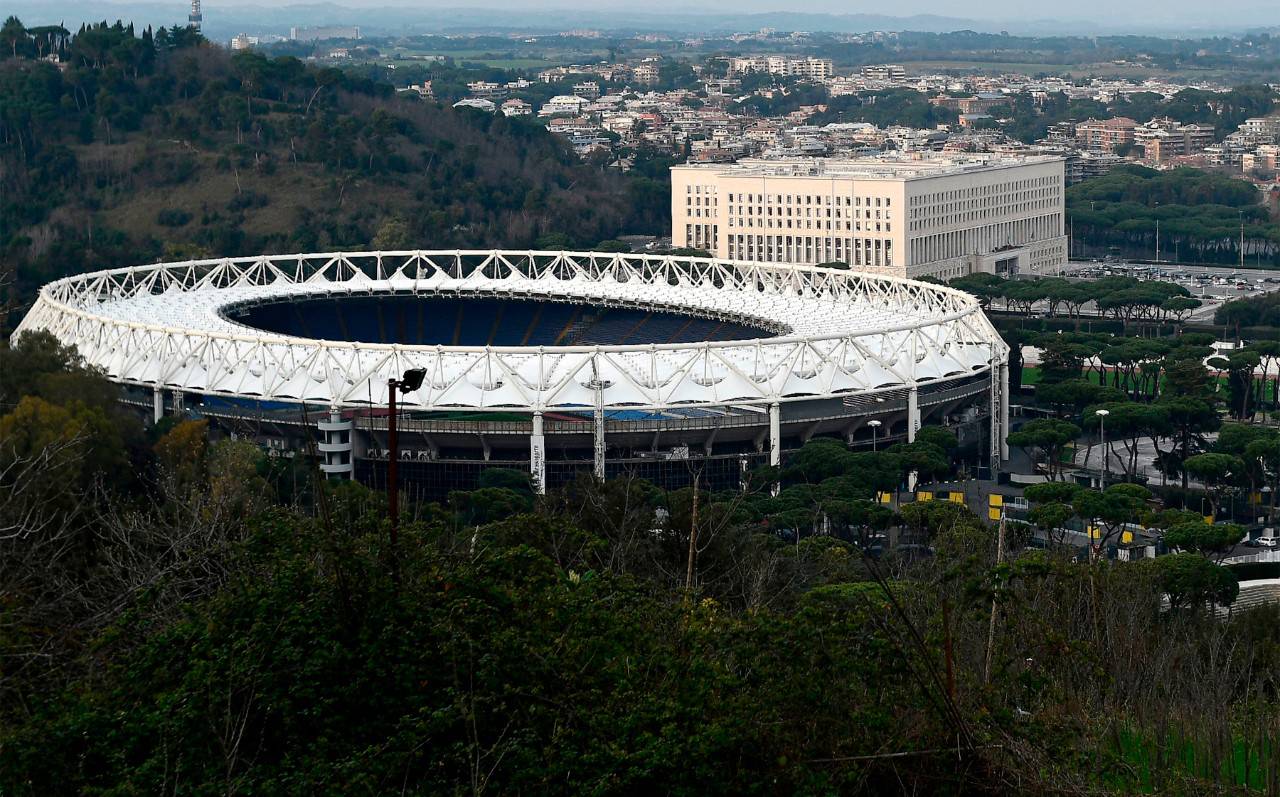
[199,0,1272,24]
[12,0,1277,32]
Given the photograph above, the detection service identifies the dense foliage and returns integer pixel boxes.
[950,271,1200,325]
[2,330,1280,793]
[1067,165,1280,265]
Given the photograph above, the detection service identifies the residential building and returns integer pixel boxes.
[229,33,257,50]
[1244,145,1280,174]
[501,99,533,117]
[729,56,833,80]
[1075,117,1137,153]
[632,61,661,86]
[467,81,509,101]
[572,82,601,100]
[1241,116,1280,143]
[399,82,433,100]
[862,64,906,81]
[791,57,834,80]
[671,154,1067,279]
[1135,118,1215,162]
[539,95,590,117]
[1065,151,1124,184]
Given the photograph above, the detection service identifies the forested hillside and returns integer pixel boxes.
[0,19,668,326]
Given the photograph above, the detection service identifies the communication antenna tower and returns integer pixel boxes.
[189,0,202,31]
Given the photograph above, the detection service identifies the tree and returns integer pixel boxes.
[1184,453,1243,518]
[1,16,27,59]
[1073,483,1152,559]
[1244,435,1280,523]
[898,500,982,543]
[371,217,413,250]
[1159,397,1220,488]
[1211,350,1261,420]
[1164,521,1245,558]
[1161,296,1201,322]
[0,397,111,540]
[914,426,958,454]
[154,418,210,488]
[1082,402,1170,479]
[1007,418,1081,480]
[1036,379,1112,417]
[594,239,632,252]
[1152,553,1239,609]
[1023,481,1084,548]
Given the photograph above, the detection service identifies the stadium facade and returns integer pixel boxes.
[13,250,1010,494]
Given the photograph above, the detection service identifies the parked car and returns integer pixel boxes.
[1256,536,1279,548]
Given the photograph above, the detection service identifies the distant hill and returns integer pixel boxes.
[0,20,666,326]
[8,2,1248,39]
[0,4,987,38]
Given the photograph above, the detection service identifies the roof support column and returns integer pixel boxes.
[990,363,1006,474]
[530,411,546,495]
[153,387,164,424]
[1001,363,1010,462]
[593,383,606,481]
[908,384,920,443]
[769,402,781,468]
[907,384,920,492]
[990,361,1009,470]
[768,402,781,497]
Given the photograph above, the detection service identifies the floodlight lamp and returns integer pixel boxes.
[400,368,427,392]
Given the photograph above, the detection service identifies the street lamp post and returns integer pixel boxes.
[386,368,427,557]
[1240,210,1246,271]
[1095,408,1110,488]
[868,419,882,452]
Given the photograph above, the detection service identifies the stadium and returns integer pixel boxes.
[13,250,1010,494]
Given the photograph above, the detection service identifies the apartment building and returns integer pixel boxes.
[861,64,906,81]
[1135,119,1215,162]
[671,154,1067,279]
[467,81,509,102]
[1241,117,1280,143]
[729,56,834,80]
[632,61,661,85]
[1075,117,1138,152]
[573,82,602,100]
[1244,145,1280,174]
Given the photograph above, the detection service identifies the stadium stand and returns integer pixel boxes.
[234,296,767,346]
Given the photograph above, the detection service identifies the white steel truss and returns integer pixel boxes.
[14,250,1009,412]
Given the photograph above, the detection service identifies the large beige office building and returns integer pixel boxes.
[671,154,1067,279]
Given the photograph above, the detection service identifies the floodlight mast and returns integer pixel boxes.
[386,369,426,573]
